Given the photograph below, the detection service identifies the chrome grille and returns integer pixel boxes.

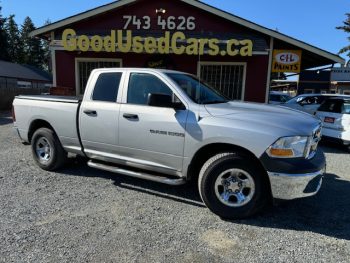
[307,125,322,159]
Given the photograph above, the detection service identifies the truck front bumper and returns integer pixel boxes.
[267,169,324,200]
[260,149,325,200]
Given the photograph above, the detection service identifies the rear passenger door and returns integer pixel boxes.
[79,71,124,159]
[117,71,188,175]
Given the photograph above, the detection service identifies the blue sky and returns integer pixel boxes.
[1,0,349,61]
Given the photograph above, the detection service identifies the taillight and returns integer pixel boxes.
[11,106,16,122]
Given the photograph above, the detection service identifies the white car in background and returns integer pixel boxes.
[269,91,293,105]
[282,94,348,115]
[315,96,350,151]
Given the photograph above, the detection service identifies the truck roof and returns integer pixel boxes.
[90,68,189,75]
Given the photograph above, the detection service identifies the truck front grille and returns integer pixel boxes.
[307,125,322,159]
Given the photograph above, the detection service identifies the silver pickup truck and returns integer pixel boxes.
[13,68,325,219]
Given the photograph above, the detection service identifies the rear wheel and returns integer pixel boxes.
[31,128,67,171]
[198,152,268,219]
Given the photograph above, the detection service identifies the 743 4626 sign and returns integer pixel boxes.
[123,15,196,31]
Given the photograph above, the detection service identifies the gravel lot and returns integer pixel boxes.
[1,111,349,263]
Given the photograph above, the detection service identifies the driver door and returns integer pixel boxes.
[117,72,188,175]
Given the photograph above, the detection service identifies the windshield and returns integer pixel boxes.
[270,94,292,103]
[318,99,350,114]
[166,73,229,104]
[285,95,305,104]
[281,94,292,102]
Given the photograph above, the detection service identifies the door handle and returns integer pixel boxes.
[123,113,139,120]
[83,109,97,116]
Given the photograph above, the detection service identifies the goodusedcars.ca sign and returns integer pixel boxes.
[61,29,254,57]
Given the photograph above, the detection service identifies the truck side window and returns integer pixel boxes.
[127,73,172,105]
[92,73,122,102]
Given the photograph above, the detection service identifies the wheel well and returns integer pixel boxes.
[187,143,272,198]
[28,120,55,143]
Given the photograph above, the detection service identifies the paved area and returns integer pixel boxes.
[0,111,349,263]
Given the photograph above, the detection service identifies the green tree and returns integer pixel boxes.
[41,19,51,71]
[0,6,10,61]
[337,13,350,57]
[5,14,23,63]
[21,16,44,68]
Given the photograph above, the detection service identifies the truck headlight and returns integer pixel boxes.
[266,136,309,158]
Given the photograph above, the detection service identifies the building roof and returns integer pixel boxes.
[29,0,345,66]
[0,60,52,82]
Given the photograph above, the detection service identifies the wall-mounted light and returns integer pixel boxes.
[156,8,166,14]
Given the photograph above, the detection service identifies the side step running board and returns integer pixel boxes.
[87,160,186,186]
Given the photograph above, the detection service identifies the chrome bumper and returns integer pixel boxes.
[268,169,324,200]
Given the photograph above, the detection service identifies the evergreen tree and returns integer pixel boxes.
[5,14,23,63]
[337,13,350,57]
[42,19,51,71]
[21,16,44,68]
[0,6,10,61]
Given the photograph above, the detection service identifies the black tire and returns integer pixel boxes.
[198,152,268,219]
[31,128,67,171]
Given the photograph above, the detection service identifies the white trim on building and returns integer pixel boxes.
[265,36,274,103]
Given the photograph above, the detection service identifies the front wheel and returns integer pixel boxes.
[198,152,268,219]
[31,128,67,171]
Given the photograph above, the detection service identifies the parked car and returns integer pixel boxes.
[282,94,348,115]
[13,68,325,219]
[315,97,350,151]
[269,91,293,104]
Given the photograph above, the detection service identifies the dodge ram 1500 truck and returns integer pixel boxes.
[13,68,325,219]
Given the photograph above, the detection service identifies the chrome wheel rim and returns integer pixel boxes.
[214,168,255,207]
[35,137,52,163]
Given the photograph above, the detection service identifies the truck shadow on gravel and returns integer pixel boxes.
[320,142,349,154]
[60,160,350,240]
[60,158,205,208]
[233,173,350,241]
[0,112,13,126]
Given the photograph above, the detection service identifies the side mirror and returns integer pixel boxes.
[172,94,186,110]
[147,93,185,110]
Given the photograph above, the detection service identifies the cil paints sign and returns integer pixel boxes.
[272,50,302,73]
[61,29,253,57]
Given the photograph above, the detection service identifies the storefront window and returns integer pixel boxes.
[199,63,246,100]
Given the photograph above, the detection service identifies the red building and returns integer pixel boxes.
[30,0,344,102]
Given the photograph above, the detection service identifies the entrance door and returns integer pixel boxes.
[118,72,188,175]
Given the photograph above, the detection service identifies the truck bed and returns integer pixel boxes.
[15,95,81,103]
[13,95,83,155]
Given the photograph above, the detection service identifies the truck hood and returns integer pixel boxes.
[204,101,321,136]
